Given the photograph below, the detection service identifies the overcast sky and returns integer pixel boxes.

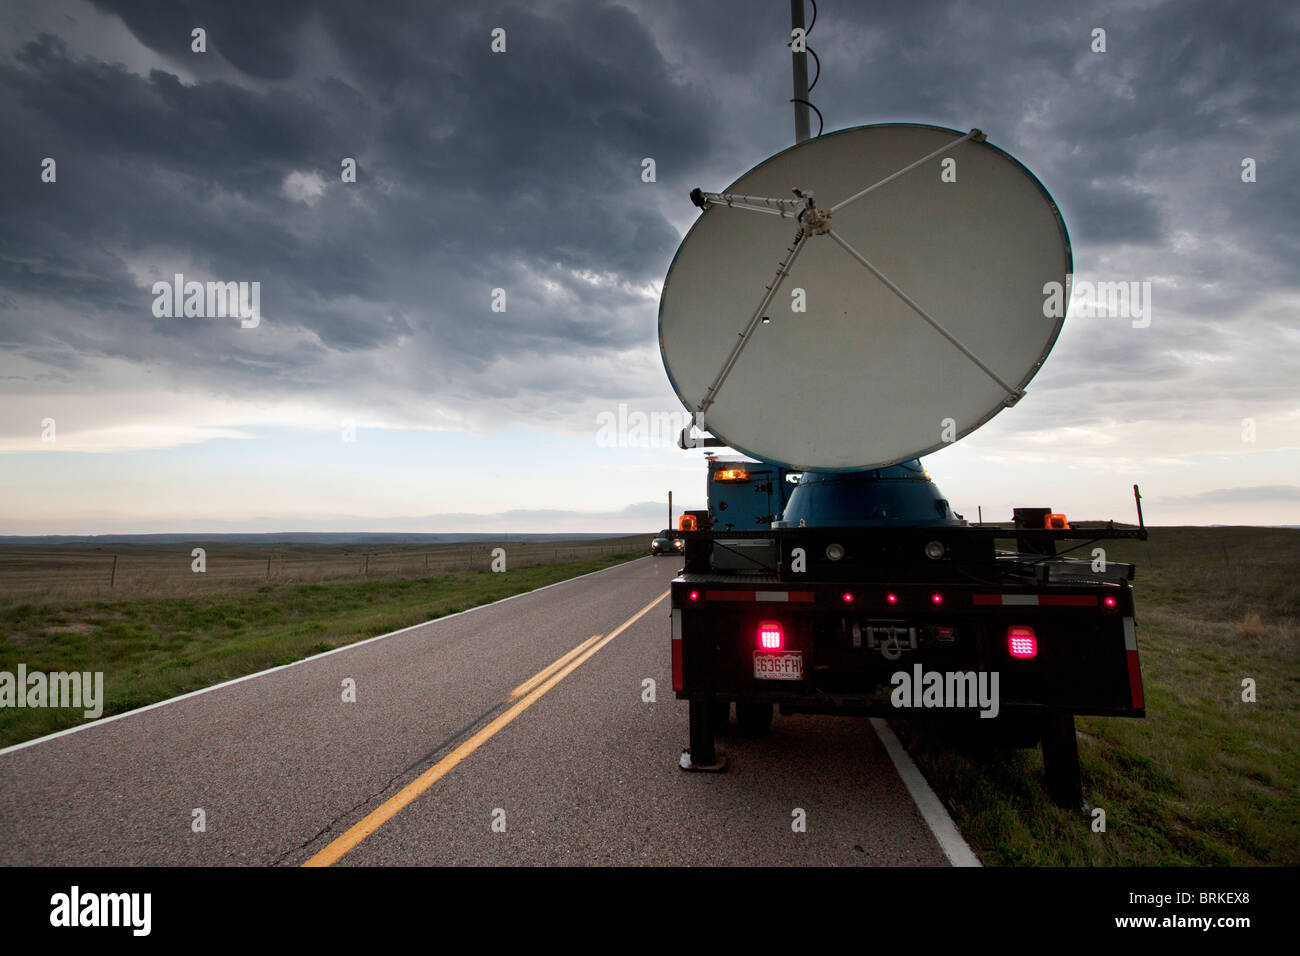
[1,0,1296,534]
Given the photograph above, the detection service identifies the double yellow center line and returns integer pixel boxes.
[303,589,669,866]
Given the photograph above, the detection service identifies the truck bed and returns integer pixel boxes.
[670,525,1147,721]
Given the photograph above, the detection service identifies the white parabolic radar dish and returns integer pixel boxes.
[658,123,1072,470]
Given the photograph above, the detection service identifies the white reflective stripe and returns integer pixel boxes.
[1002,594,1039,605]
[755,591,789,602]
[672,608,682,641]
[1123,616,1137,651]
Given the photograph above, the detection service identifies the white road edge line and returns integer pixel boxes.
[0,555,652,758]
[869,718,982,867]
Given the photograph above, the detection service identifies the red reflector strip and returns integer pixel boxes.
[755,590,814,602]
[974,594,1098,606]
[1127,650,1144,708]
[703,590,814,603]
[1123,618,1143,708]
[671,609,683,692]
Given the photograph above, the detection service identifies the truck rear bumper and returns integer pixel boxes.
[672,689,1142,719]
[670,578,1146,719]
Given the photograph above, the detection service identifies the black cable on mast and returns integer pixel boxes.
[788,0,823,140]
[790,98,824,137]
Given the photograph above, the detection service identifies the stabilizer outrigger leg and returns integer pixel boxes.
[679,700,728,772]
[1042,713,1084,810]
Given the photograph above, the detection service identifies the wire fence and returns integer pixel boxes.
[0,537,652,601]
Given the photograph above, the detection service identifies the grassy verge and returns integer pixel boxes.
[895,526,1299,866]
[0,551,643,748]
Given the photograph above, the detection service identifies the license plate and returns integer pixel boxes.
[754,651,803,680]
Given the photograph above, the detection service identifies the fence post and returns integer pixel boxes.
[364,553,369,576]
[110,554,118,587]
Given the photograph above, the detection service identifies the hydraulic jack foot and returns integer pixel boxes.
[679,749,728,772]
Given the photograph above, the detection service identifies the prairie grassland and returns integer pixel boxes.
[0,536,648,603]
[896,526,1299,866]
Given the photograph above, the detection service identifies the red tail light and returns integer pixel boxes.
[1007,625,1037,658]
[886,592,899,605]
[1103,595,1117,608]
[842,591,854,604]
[689,590,700,602]
[930,592,944,605]
[758,620,784,650]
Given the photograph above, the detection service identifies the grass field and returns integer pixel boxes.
[0,536,649,600]
[895,526,1299,866]
[0,535,649,748]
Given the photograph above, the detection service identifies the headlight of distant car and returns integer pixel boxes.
[674,539,684,550]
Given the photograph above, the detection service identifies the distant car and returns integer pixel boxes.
[650,530,684,556]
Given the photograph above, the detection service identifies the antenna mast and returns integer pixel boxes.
[790,0,811,143]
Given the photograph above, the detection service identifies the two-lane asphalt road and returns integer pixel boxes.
[0,557,970,866]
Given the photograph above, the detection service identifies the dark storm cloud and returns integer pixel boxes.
[1,0,1297,436]
[91,0,316,80]
[768,0,1299,251]
[0,0,713,419]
